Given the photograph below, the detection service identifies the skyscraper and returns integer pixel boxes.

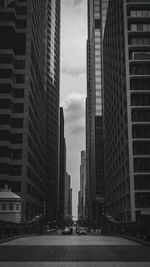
[0,0,46,220]
[103,0,150,222]
[44,0,61,222]
[79,150,86,220]
[58,107,66,222]
[86,0,108,222]
[65,172,72,220]
[0,0,61,221]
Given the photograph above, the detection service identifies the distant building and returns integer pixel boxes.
[0,185,22,223]
[79,150,86,220]
[58,107,66,221]
[68,188,72,218]
[65,172,72,220]
[78,190,81,220]
[103,0,150,222]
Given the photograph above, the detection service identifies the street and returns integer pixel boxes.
[0,231,150,266]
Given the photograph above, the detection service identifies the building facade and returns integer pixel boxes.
[0,184,22,223]
[58,107,66,222]
[0,0,47,220]
[103,0,150,222]
[65,172,72,220]
[78,190,81,220]
[79,150,86,220]
[86,0,108,223]
[0,0,61,221]
[45,0,61,222]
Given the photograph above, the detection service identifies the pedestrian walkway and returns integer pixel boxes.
[0,234,150,266]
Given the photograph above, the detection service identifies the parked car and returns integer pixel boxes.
[79,227,87,235]
[61,227,72,235]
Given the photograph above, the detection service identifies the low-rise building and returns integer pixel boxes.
[0,185,22,223]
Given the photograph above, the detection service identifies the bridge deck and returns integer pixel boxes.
[0,232,150,266]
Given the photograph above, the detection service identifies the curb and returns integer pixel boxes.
[0,229,57,244]
[104,234,150,247]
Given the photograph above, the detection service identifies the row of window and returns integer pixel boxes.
[0,203,20,211]
[131,93,150,106]
[134,158,150,172]
[133,141,150,155]
[130,52,150,60]
[130,64,150,75]
[130,37,150,46]
[135,175,150,190]
[130,79,150,91]
[135,193,150,208]
[131,24,150,31]
[132,109,150,122]
[133,125,150,139]
[130,10,150,17]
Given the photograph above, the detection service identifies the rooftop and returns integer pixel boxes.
[0,185,21,200]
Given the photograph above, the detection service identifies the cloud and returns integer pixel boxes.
[62,0,84,8]
[61,66,85,77]
[61,0,87,77]
[73,0,84,7]
[62,93,85,135]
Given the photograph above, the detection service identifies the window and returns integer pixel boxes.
[12,134,23,144]
[11,149,22,160]
[11,118,23,128]
[10,165,22,176]
[16,75,25,84]
[2,204,6,210]
[9,204,13,210]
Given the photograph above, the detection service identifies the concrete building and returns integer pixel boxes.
[0,0,46,220]
[79,150,86,220]
[103,0,150,222]
[86,0,108,223]
[0,185,22,223]
[58,107,66,222]
[0,0,61,221]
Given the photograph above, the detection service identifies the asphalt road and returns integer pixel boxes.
[0,231,150,267]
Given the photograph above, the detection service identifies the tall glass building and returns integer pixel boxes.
[45,0,61,221]
[86,0,109,222]
[103,0,150,222]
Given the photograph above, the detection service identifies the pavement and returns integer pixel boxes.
[0,231,150,267]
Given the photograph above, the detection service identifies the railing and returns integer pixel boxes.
[0,215,45,239]
[102,215,150,242]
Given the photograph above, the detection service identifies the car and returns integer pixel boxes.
[61,227,72,235]
[79,227,87,235]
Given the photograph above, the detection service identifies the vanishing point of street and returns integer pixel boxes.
[0,231,150,267]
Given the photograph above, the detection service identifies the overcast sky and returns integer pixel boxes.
[60,0,87,219]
